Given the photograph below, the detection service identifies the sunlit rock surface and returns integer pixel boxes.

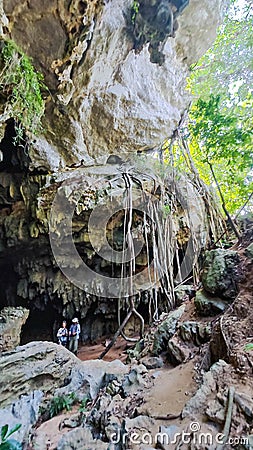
[1,0,224,168]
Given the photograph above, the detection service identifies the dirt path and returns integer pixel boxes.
[77,335,135,363]
[141,360,197,418]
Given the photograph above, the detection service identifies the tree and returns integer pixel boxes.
[185,0,253,215]
[188,94,252,214]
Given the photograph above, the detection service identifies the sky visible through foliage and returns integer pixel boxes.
[185,0,253,215]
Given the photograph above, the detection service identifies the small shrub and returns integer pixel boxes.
[0,424,22,450]
[49,392,77,418]
[131,0,140,24]
[163,204,171,218]
[244,343,253,351]
[79,397,89,414]
[0,39,45,143]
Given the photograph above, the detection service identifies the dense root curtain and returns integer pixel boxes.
[97,160,225,358]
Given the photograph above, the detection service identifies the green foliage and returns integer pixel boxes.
[0,424,22,450]
[79,397,89,413]
[186,0,253,214]
[0,39,45,142]
[244,343,253,351]
[188,94,252,214]
[131,0,140,24]
[163,204,171,218]
[188,1,253,103]
[49,392,77,418]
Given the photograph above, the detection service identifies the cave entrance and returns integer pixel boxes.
[21,302,60,344]
[0,119,30,172]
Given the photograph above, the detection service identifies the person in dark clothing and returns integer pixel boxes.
[69,318,81,355]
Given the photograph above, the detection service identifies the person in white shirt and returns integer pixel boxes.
[56,320,68,347]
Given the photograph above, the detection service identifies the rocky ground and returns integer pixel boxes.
[1,1,250,449]
[0,232,252,450]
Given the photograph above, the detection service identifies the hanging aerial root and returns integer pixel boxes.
[217,386,235,450]
[98,307,144,359]
[120,307,145,342]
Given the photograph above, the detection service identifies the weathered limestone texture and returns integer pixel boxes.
[0,306,29,352]
[0,0,225,341]
[0,341,81,408]
[1,0,224,167]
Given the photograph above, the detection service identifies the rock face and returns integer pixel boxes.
[0,0,224,167]
[0,341,128,407]
[0,391,43,446]
[0,306,29,352]
[201,249,240,299]
[0,0,225,341]
[0,341,155,449]
[0,165,224,343]
[0,341,128,447]
[0,341,81,408]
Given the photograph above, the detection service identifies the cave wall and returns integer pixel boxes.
[0,0,225,341]
[0,0,224,169]
[0,164,224,342]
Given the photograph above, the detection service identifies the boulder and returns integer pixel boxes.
[0,390,43,446]
[0,306,29,353]
[124,415,156,448]
[122,365,147,396]
[245,242,253,260]
[57,426,109,450]
[205,399,225,424]
[174,285,195,306]
[201,249,240,299]
[179,321,211,345]
[1,0,224,166]
[56,359,128,400]
[195,289,230,316]
[140,356,164,370]
[167,336,191,365]
[182,359,229,418]
[152,305,185,355]
[0,341,82,408]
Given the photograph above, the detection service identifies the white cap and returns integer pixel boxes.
[72,317,78,323]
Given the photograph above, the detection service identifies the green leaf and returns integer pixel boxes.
[185,0,253,215]
[0,39,45,141]
[244,343,253,351]
[4,425,21,441]
[1,425,8,442]
[0,439,22,450]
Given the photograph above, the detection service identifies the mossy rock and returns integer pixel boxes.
[245,243,253,260]
[195,289,229,317]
